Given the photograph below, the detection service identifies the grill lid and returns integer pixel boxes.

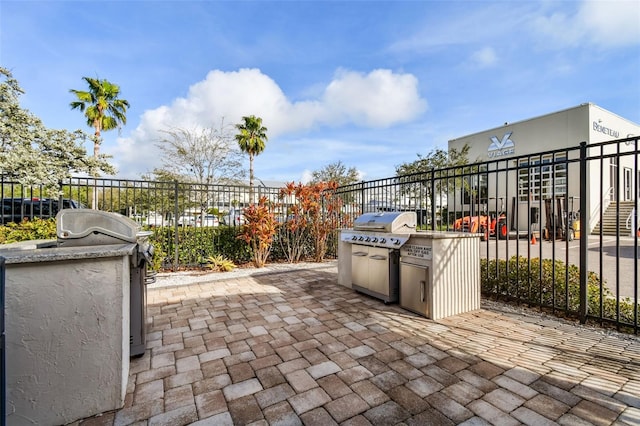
[56,209,145,246]
[353,211,417,233]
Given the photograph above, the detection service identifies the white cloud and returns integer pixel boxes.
[533,0,640,48]
[110,68,426,177]
[469,47,498,68]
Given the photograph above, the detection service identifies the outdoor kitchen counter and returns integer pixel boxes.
[2,241,134,425]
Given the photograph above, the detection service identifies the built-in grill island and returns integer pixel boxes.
[1,209,156,424]
[56,209,156,357]
[339,211,481,320]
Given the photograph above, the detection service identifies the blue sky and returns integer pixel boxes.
[2,0,639,183]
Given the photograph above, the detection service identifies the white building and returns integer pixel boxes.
[448,103,639,234]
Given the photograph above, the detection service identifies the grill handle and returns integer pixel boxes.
[369,255,387,261]
[352,251,368,257]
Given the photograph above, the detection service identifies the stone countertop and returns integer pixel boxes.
[0,242,136,264]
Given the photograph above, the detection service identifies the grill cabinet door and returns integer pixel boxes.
[351,246,369,288]
[368,247,390,296]
[400,261,430,317]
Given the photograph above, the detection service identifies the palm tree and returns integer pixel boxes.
[234,115,268,202]
[70,77,129,161]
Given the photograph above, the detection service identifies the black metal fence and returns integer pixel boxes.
[1,136,638,331]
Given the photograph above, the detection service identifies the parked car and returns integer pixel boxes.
[195,214,219,227]
[146,212,166,227]
[1,197,85,224]
[177,214,196,227]
[221,208,246,226]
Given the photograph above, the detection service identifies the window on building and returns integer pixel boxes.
[518,154,567,201]
[462,169,488,206]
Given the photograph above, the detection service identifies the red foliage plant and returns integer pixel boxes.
[280,181,343,262]
[237,196,278,267]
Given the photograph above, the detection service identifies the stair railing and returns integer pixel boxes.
[627,207,636,237]
[589,186,614,232]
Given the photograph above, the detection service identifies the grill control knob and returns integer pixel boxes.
[394,239,401,245]
[371,237,378,243]
[359,236,364,241]
[365,237,371,242]
[380,238,386,244]
[351,235,358,241]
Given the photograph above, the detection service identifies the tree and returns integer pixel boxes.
[395,144,470,224]
[234,115,267,201]
[69,76,129,162]
[0,67,115,193]
[156,121,245,185]
[310,161,360,186]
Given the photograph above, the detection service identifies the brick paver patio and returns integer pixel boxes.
[77,263,640,425]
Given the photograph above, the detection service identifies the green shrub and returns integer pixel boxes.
[481,256,639,325]
[0,218,57,244]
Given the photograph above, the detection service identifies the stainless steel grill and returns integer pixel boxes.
[56,209,156,357]
[340,212,417,303]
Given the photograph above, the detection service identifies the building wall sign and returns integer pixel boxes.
[593,121,620,138]
[488,132,515,158]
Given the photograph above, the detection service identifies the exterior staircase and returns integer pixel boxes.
[592,201,636,236]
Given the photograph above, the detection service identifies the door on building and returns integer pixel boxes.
[623,168,632,201]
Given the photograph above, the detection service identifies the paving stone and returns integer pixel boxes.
[426,391,474,423]
[164,384,194,411]
[437,356,470,374]
[278,357,311,375]
[359,355,391,375]
[307,360,342,379]
[228,362,256,383]
[285,369,318,393]
[405,408,455,426]
[317,374,352,399]
[193,374,231,395]
[456,370,498,393]
[405,352,437,369]
[389,360,423,380]
[255,365,287,389]
[324,393,369,422]
[523,394,570,420]
[165,369,204,389]
[467,399,519,426]
[340,415,373,426]
[288,387,332,415]
[337,365,374,385]
[299,407,339,426]
[406,375,443,398]
[363,400,410,425]
[351,380,390,407]
[387,385,430,415]
[421,365,459,387]
[148,404,198,426]
[346,345,377,359]
[134,379,164,404]
[568,399,619,426]
[530,379,581,407]
[222,378,263,401]
[227,395,264,425]
[371,370,407,391]
[442,381,484,405]
[255,383,296,409]
[510,406,557,426]
[492,375,538,399]
[483,388,525,413]
[195,389,227,418]
[262,401,302,426]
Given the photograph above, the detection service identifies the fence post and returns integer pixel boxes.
[430,170,436,230]
[579,141,588,323]
[173,180,180,271]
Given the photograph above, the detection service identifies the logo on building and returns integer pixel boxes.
[488,132,515,158]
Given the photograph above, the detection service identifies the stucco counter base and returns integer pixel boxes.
[2,243,135,426]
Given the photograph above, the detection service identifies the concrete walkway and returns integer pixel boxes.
[78,263,640,425]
